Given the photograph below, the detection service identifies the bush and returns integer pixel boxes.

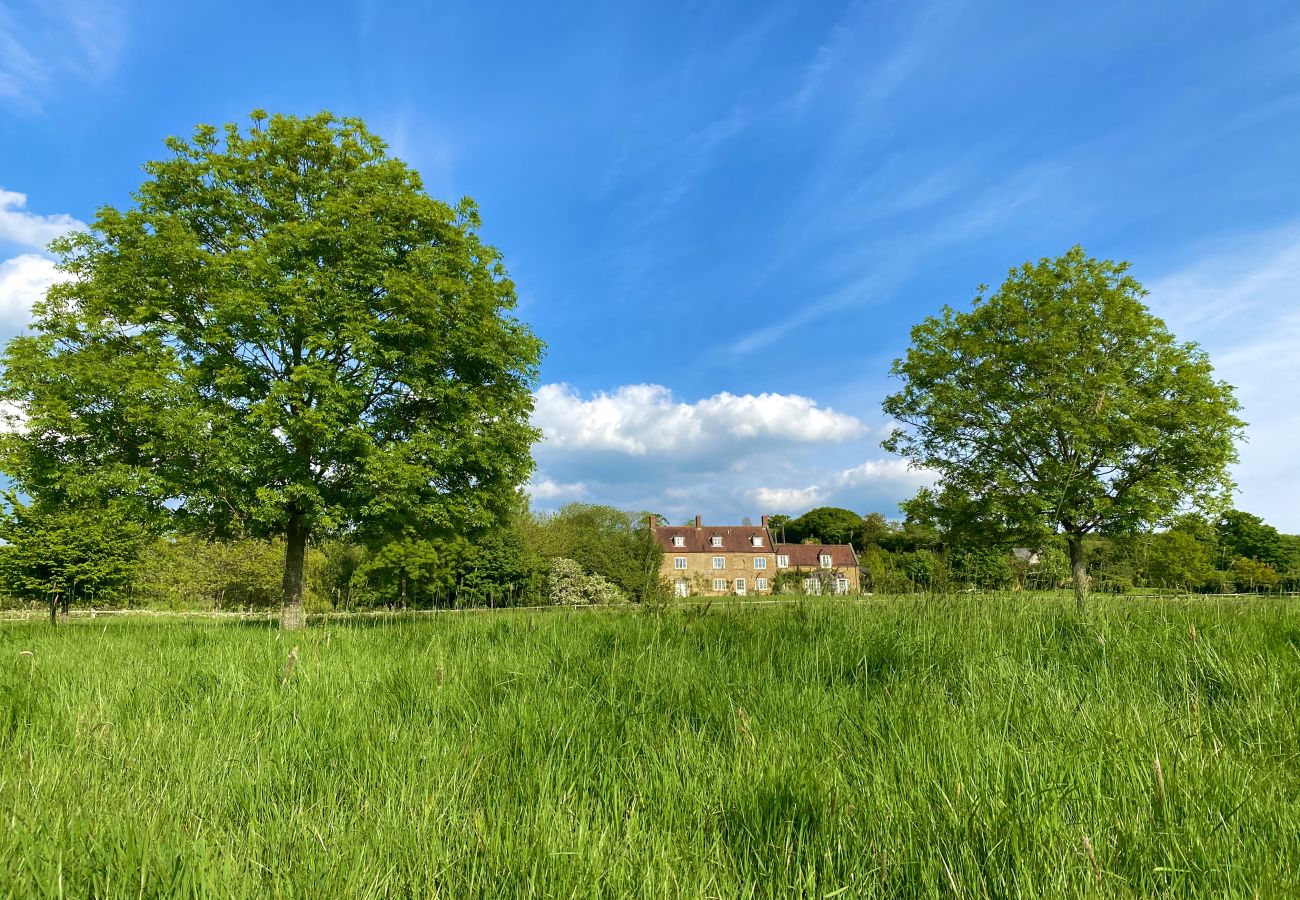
[546,558,626,606]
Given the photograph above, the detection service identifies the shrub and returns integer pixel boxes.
[546,558,627,606]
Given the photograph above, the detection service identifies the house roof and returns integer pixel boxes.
[774,543,859,568]
[651,525,774,553]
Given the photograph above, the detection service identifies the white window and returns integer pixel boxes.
[804,576,822,595]
[777,555,789,568]
[673,557,687,570]
[712,578,727,591]
[835,577,850,595]
[751,536,763,547]
[820,554,833,569]
[712,556,725,569]
[672,536,685,547]
[753,557,767,570]
[710,536,723,547]
[755,577,768,591]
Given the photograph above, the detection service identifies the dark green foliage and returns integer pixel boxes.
[1216,510,1287,569]
[776,506,865,545]
[0,502,145,615]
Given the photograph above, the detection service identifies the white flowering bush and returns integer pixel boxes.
[546,558,627,606]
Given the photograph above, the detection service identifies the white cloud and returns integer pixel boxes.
[0,253,68,329]
[1147,226,1300,531]
[0,189,86,251]
[527,477,587,503]
[0,400,26,435]
[749,458,935,513]
[835,458,934,488]
[533,383,866,457]
[752,485,826,510]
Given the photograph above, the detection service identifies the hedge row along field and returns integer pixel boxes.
[2,595,1298,897]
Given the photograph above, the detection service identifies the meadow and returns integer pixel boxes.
[1,594,1297,898]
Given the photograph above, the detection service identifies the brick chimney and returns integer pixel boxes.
[761,514,769,528]
[694,515,702,527]
[646,514,657,529]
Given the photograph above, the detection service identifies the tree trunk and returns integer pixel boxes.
[1068,533,1090,612]
[400,573,408,610]
[281,511,308,630]
[49,591,59,626]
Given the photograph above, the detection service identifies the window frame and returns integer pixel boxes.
[753,557,767,570]
[712,556,725,570]
[819,554,833,569]
[776,555,789,568]
[755,577,768,591]
[710,536,723,547]
[712,578,727,591]
[673,557,688,570]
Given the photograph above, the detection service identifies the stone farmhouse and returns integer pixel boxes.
[649,515,861,597]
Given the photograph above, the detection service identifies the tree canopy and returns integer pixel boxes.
[0,111,543,627]
[883,246,1244,608]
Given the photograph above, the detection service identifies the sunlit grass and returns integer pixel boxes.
[1,594,1297,897]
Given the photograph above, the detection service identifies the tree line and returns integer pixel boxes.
[766,505,1300,595]
[0,502,666,614]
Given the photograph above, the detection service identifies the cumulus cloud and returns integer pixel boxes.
[0,189,86,251]
[749,458,935,513]
[527,477,587,503]
[0,253,67,329]
[532,383,866,457]
[752,485,826,509]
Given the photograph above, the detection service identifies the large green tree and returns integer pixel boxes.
[883,246,1243,609]
[0,111,543,628]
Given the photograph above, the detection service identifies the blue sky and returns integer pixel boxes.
[2,0,1299,529]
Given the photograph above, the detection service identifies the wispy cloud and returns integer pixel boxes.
[0,0,127,112]
[1147,226,1300,530]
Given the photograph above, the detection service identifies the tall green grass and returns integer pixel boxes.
[1,595,1297,897]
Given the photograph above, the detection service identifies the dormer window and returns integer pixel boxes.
[820,554,833,568]
[672,536,685,547]
[710,536,723,547]
[751,536,763,547]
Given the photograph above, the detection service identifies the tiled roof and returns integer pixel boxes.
[651,525,774,553]
[774,543,859,568]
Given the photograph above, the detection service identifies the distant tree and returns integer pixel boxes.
[0,502,145,623]
[1143,531,1215,592]
[1229,556,1280,593]
[765,514,791,541]
[782,507,864,545]
[950,548,1015,590]
[860,512,892,545]
[884,246,1244,610]
[0,111,542,629]
[1216,510,1286,570]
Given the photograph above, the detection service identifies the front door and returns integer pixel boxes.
[735,577,746,596]
[674,579,689,598]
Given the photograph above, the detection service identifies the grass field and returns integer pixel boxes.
[1,595,1298,898]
